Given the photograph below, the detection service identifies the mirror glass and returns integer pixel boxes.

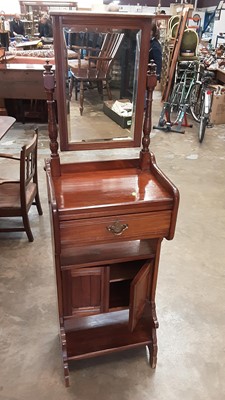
[63,27,141,144]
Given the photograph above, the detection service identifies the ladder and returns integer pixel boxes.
[154,7,191,134]
[161,6,190,103]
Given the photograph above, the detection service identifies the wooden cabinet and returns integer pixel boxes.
[45,154,179,386]
[61,259,153,324]
[44,11,179,387]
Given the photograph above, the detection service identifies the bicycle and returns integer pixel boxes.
[189,70,215,142]
[188,53,217,122]
[155,61,200,133]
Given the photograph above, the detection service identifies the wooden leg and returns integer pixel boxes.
[35,192,43,216]
[106,80,112,100]
[149,327,158,369]
[79,81,84,115]
[151,301,159,329]
[0,98,7,116]
[17,100,25,124]
[60,327,70,387]
[64,362,70,388]
[75,79,78,101]
[69,74,74,100]
[147,240,161,368]
[22,212,34,242]
[97,81,103,100]
[149,301,159,368]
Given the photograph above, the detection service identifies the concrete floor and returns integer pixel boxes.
[0,96,225,400]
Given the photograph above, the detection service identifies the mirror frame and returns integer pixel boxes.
[50,11,153,151]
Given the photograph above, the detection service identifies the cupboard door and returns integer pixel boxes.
[62,266,109,317]
[128,261,152,332]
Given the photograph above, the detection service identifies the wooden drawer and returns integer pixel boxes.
[60,211,171,247]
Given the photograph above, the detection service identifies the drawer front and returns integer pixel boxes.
[60,211,171,246]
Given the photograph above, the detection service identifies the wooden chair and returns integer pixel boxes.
[0,47,6,63]
[0,129,43,242]
[68,32,124,115]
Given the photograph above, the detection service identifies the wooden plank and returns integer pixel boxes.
[162,7,189,102]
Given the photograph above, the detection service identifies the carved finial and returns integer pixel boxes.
[43,62,60,177]
[139,61,157,171]
[147,60,158,88]
[43,60,55,90]
[44,59,51,70]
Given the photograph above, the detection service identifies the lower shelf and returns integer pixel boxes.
[64,308,152,361]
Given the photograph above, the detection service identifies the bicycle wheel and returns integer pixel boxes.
[199,99,207,143]
[169,83,181,108]
[189,82,202,122]
[168,83,183,123]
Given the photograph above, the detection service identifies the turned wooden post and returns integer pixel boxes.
[140,61,157,171]
[43,61,61,177]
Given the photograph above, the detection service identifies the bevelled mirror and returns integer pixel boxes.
[50,11,153,151]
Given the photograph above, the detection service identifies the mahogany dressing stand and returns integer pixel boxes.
[43,14,179,387]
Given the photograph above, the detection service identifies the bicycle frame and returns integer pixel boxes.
[154,61,200,133]
[171,62,199,110]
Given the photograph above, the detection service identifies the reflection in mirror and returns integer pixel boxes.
[64,28,140,144]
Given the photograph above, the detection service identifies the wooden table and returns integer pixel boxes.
[0,63,51,100]
[215,68,225,84]
[0,63,55,121]
[0,116,16,140]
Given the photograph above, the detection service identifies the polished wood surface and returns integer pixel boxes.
[45,49,179,386]
[60,210,172,246]
[0,116,16,140]
[52,164,173,213]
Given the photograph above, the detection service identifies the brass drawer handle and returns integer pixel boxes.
[107,221,128,236]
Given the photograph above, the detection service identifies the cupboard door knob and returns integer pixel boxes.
[107,221,128,236]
